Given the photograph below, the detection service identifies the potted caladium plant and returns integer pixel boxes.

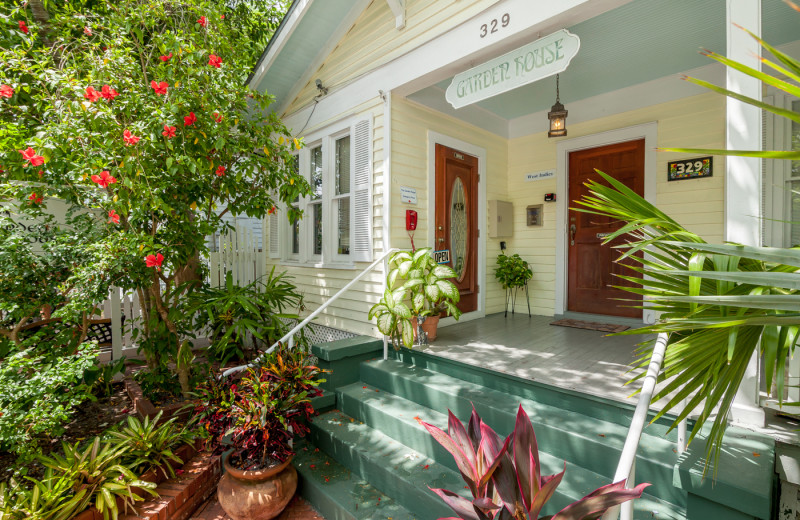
[369,248,462,348]
[419,405,648,520]
[193,345,324,520]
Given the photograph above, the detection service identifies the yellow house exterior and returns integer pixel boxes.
[251,0,772,334]
[249,0,799,426]
[245,2,800,517]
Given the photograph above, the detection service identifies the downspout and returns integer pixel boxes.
[382,90,393,361]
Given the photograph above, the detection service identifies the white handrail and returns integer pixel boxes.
[222,248,399,378]
[601,332,685,520]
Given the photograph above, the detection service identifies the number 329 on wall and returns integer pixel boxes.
[667,156,713,181]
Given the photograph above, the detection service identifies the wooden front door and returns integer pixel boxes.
[567,139,644,318]
[435,144,478,314]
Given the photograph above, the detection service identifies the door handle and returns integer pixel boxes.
[438,237,445,243]
[569,224,576,246]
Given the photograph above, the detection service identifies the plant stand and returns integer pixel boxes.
[504,283,531,317]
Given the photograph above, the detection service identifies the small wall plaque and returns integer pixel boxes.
[527,205,543,227]
[400,186,417,204]
[668,156,713,181]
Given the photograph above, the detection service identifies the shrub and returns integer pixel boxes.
[184,268,304,364]
[0,341,98,461]
[194,345,324,470]
[38,438,157,520]
[420,405,648,520]
[103,411,197,479]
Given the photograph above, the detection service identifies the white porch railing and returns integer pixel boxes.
[601,332,686,520]
[223,248,398,378]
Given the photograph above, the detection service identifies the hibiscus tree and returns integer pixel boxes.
[0,0,306,386]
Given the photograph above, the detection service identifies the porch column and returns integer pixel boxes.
[726,0,765,427]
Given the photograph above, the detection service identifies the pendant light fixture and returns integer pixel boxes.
[547,74,568,138]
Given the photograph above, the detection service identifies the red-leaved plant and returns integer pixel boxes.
[419,405,649,520]
[193,345,324,471]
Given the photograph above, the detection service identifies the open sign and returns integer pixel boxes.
[433,249,451,264]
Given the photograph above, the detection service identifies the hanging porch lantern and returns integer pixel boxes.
[547,74,568,138]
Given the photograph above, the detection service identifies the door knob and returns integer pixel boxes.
[569,224,577,246]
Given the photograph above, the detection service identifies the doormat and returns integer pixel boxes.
[550,319,629,333]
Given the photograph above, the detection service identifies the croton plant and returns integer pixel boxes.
[193,345,324,471]
[419,406,648,520]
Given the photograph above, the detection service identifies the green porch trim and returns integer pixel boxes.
[311,336,383,393]
[673,427,775,520]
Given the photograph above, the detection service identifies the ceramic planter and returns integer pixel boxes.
[217,453,297,520]
[412,315,440,343]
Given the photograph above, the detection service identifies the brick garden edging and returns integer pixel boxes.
[124,377,198,422]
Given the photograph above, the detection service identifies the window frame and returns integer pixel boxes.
[281,120,357,268]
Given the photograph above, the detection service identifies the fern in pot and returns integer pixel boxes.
[369,248,462,348]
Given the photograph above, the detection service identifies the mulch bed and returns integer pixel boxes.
[0,383,133,483]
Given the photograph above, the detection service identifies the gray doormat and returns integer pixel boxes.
[550,319,630,333]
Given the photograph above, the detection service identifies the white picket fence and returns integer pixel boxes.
[97,221,268,362]
[207,221,268,289]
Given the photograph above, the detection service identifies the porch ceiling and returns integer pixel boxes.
[407,0,797,130]
[250,0,363,110]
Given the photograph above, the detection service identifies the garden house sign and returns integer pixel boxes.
[445,29,580,109]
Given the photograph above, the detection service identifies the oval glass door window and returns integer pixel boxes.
[450,177,467,281]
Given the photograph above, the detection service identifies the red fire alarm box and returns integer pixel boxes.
[406,210,418,231]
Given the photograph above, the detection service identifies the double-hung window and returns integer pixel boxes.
[270,118,372,266]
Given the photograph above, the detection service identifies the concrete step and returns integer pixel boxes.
[336,382,686,520]
[293,438,418,520]
[359,358,685,508]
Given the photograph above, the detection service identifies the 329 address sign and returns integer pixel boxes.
[667,156,713,181]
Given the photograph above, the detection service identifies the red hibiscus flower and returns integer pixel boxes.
[197,16,207,27]
[213,112,223,123]
[183,112,197,126]
[159,52,173,62]
[18,147,44,167]
[162,125,176,138]
[0,85,13,98]
[18,21,28,34]
[220,14,225,19]
[145,253,164,271]
[28,192,42,205]
[101,85,119,100]
[108,210,120,224]
[83,26,92,36]
[215,166,225,176]
[208,54,222,68]
[123,129,140,146]
[91,170,117,188]
[268,206,276,215]
[84,86,101,102]
[150,81,168,95]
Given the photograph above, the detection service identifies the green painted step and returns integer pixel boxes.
[293,439,418,520]
[359,359,684,508]
[390,348,686,441]
[309,409,468,519]
[336,382,686,520]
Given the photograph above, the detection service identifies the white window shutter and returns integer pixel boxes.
[268,209,280,259]
[351,118,373,262]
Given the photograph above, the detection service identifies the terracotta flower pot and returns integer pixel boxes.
[217,454,297,520]
[411,315,440,343]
